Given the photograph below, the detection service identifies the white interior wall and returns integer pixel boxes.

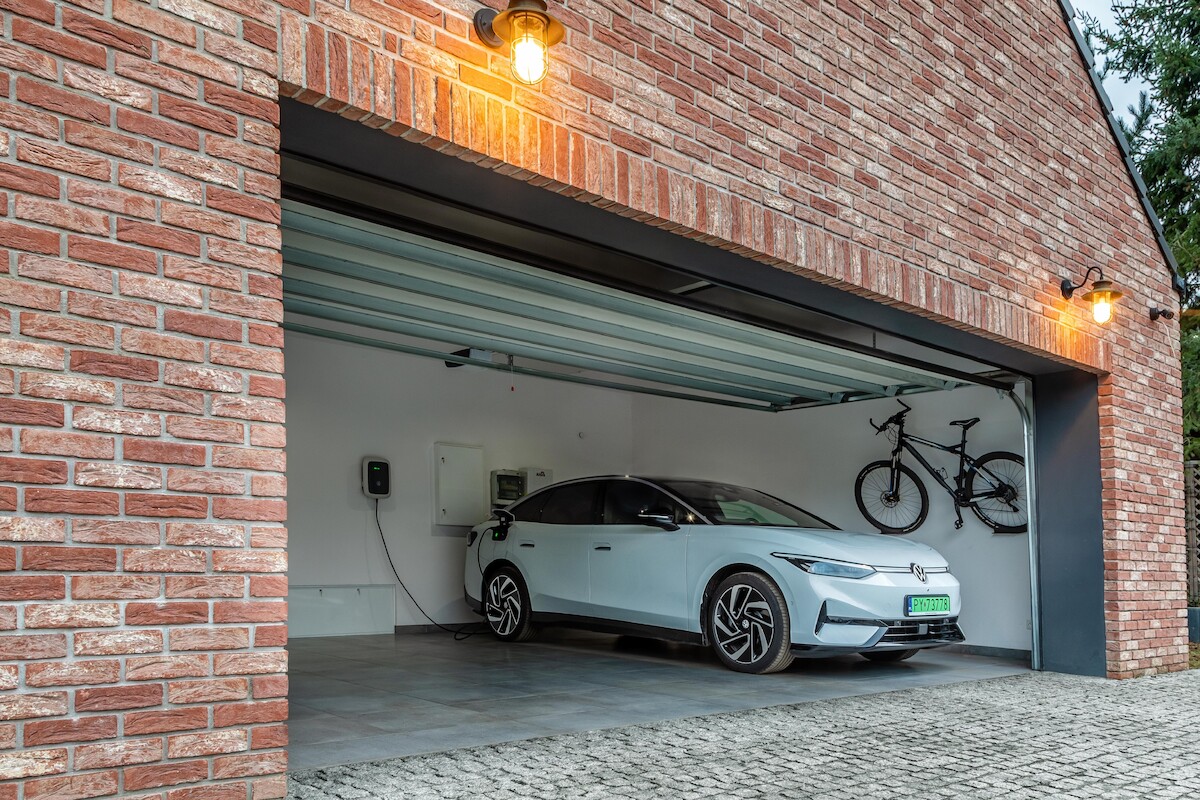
[287,331,1031,652]
[285,332,635,629]
[631,386,1032,652]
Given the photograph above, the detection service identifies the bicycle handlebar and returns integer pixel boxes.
[869,400,913,434]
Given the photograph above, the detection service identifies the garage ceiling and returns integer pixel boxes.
[282,202,988,411]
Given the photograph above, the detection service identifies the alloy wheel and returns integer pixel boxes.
[486,574,522,636]
[712,583,774,665]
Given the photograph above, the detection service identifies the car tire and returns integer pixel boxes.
[861,648,918,663]
[483,567,536,642]
[708,572,794,674]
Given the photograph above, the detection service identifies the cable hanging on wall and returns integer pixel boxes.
[375,499,483,641]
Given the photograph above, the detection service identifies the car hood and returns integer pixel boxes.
[706,526,949,569]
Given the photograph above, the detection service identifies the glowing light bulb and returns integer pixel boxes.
[511,37,548,84]
[1080,279,1121,325]
[509,12,549,85]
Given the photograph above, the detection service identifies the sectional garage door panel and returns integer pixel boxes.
[281,202,981,410]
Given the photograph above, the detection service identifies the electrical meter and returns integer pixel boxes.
[490,469,526,507]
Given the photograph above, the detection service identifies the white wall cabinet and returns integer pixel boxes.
[434,442,486,527]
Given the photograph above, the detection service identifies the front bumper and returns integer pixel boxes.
[867,616,964,647]
[791,610,964,656]
[783,567,963,653]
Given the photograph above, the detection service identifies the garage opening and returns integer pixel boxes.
[281,163,1036,770]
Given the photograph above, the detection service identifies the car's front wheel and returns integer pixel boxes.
[484,567,536,642]
[708,572,793,674]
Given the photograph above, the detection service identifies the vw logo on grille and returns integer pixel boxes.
[910,563,927,583]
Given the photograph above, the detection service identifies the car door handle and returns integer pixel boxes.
[519,542,535,548]
[594,544,611,551]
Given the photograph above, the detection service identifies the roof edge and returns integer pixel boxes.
[1058,0,1186,298]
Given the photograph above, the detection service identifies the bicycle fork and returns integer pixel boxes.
[887,448,904,506]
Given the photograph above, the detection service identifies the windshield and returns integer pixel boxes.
[659,481,837,529]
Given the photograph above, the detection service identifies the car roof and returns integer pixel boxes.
[508,475,838,531]
[549,475,718,486]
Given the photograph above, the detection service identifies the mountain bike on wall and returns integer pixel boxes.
[853,400,1028,535]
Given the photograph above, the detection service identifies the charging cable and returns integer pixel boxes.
[375,499,485,641]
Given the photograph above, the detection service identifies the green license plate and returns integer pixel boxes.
[906,595,950,616]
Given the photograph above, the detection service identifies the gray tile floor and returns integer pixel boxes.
[291,669,1200,800]
[287,630,1029,772]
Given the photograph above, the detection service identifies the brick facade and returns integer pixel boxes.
[0,0,289,796]
[0,0,1185,797]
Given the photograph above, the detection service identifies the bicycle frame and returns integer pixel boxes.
[885,418,989,506]
[891,434,972,498]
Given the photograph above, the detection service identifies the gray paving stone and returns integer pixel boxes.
[289,669,1200,799]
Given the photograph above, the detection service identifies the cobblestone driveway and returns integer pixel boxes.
[288,669,1200,799]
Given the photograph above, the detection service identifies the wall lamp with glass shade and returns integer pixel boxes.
[1061,267,1123,324]
[474,0,565,86]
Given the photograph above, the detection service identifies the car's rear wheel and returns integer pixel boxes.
[484,567,536,642]
[708,572,793,674]
[861,648,918,663]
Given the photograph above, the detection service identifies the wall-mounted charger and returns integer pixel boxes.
[362,457,391,498]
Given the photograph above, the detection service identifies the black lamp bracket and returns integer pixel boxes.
[473,8,503,48]
[1061,266,1105,300]
[473,1,563,51]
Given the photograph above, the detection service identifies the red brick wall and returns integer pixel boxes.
[0,0,1186,797]
[0,0,288,796]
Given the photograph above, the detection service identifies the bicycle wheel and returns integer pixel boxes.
[967,451,1028,533]
[854,461,929,534]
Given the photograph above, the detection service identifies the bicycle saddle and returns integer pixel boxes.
[949,417,980,429]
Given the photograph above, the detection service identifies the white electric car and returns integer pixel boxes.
[464,476,963,674]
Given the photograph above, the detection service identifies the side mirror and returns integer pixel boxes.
[637,512,680,532]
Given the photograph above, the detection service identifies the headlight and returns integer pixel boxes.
[776,555,876,579]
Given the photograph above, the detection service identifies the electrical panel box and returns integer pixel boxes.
[490,469,526,507]
[522,467,554,494]
[434,443,486,526]
[362,457,391,498]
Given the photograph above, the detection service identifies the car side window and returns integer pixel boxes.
[509,490,550,523]
[538,481,601,525]
[602,480,685,525]
[714,499,796,526]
